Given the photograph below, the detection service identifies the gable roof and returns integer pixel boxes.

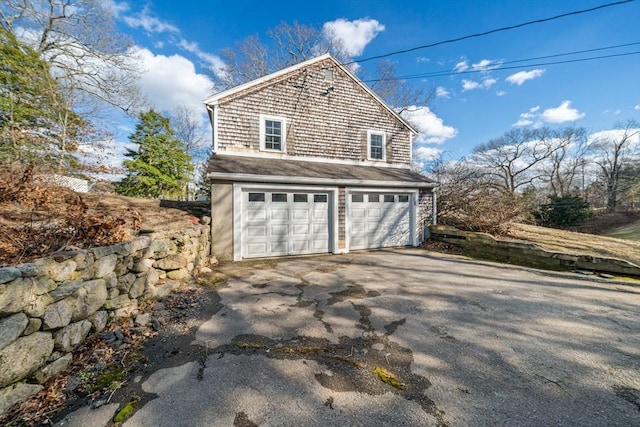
[203,53,417,135]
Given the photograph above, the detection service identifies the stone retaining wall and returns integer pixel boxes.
[0,222,211,415]
[430,225,640,277]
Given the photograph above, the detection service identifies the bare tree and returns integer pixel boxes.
[0,0,144,113]
[589,119,639,210]
[368,60,434,112]
[540,126,589,197]
[170,104,206,157]
[213,21,352,90]
[426,155,531,234]
[472,127,562,195]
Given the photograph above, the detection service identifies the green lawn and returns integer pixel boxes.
[606,220,640,241]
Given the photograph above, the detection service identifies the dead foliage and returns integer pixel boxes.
[0,165,141,266]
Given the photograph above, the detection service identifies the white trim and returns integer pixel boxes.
[213,150,412,169]
[202,53,417,135]
[233,183,339,261]
[345,187,420,250]
[233,183,242,261]
[209,172,436,188]
[367,130,386,161]
[259,114,287,153]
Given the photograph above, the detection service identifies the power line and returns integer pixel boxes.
[363,43,640,82]
[367,51,640,82]
[347,0,637,65]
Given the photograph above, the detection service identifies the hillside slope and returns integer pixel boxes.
[506,223,640,266]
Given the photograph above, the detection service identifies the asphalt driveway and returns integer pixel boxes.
[59,249,640,426]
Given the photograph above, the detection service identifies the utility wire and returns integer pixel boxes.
[364,42,640,82]
[347,0,637,65]
[364,51,640,82]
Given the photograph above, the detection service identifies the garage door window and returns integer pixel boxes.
[384,195,395,202]
[249,192,265,202]
[293,193,308,202]
[272,193,287,202]
[352,194,364,203]
[398,195,409,202]
[314,194,327,203]
[368,194,379,202]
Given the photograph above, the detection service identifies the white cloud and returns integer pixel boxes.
[322,18,385,57]
[400,106,457,144]
[540,100,585,123]
[462,78,497,91]
[635,104,640,110]
[513,118,534,127]
[462,79,479,91]
[135,47,213,121]
[123,6,179,33]
[482,77,497,88]
[588,128,640,148]
[506,69,545,86]
[436,86,450,98]
[178,39,226,78]
[413,146,442,167]
[471,59,501,72]
[496,90,507,96]
[101,0,130,17]
[454,60,469,72]
[513,102,585,127]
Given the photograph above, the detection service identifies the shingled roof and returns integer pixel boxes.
[207,155,435,188]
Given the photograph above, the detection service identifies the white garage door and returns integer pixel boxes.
[349,192,412,250]
[242,191,330,258]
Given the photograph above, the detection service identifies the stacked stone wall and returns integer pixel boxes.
[0,222,211,414]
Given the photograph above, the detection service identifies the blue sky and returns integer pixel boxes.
[99,0,640,167]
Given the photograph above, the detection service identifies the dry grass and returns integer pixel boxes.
[506,223,640,266]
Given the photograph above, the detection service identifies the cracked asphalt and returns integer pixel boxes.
[56,249,640,426]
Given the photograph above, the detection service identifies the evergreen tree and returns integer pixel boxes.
[535,195,593,228]
[0,27,82,168]
[116,110,193,199]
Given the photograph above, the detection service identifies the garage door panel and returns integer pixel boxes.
[311,223,327,234]
[291,241,309,252]
[292,208,310,220]
[271,224,288,236]
[246,209,267,221]
[247,225,267,237]
[270,208,289,220]
[351,208,365,219]
[242,191,331,258]
[312,208,328,219]
[246,242,268,256]
[291,224,308,235]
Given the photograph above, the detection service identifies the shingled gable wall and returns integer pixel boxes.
[214,57,413,164]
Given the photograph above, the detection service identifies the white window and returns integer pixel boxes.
[367,130,386,160]
[260,115,287,152]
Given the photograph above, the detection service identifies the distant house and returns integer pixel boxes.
[203,54,437,261]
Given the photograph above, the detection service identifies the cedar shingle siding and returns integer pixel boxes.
[215,58,412,164]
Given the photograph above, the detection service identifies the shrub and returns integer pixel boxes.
[536,195,593,228]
